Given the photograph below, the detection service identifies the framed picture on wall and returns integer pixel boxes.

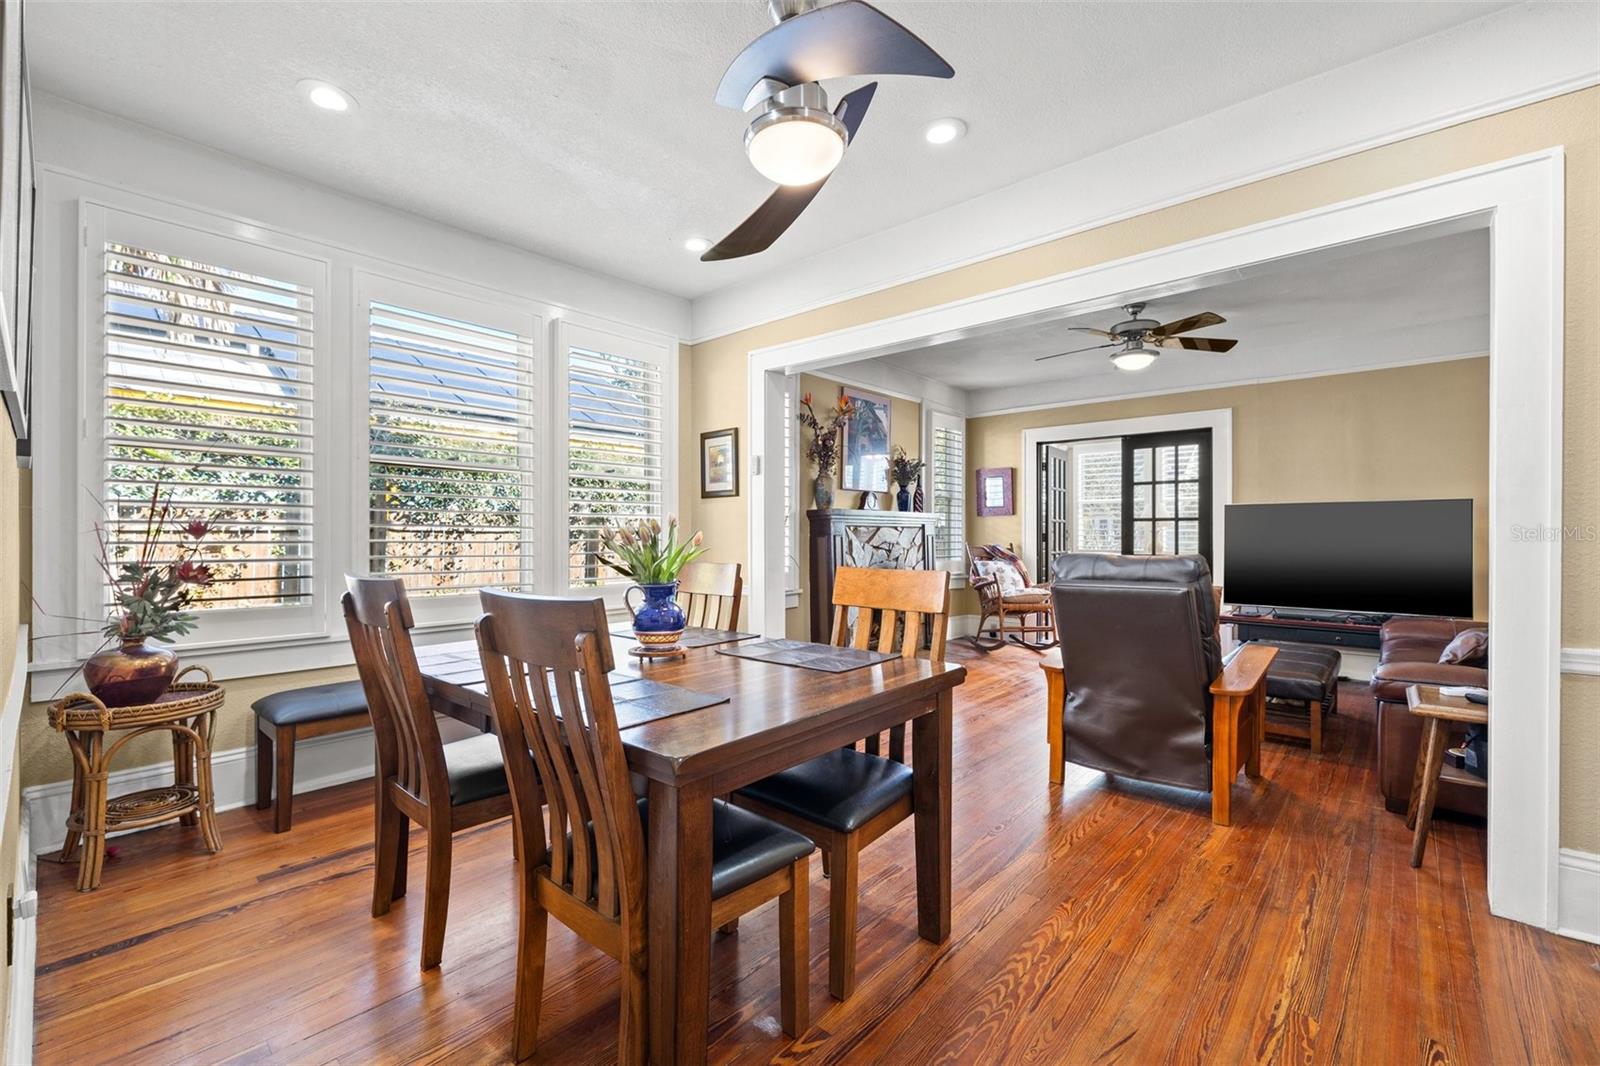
[839,385,891,491]
[700,427,739,498]
[975,467,1014,516]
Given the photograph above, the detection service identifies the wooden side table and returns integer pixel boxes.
[1040,651,1065,785]
[1404,684,1488,868]
[49,667,225,891]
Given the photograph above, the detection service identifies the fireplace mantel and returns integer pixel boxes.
[805,508,938,642]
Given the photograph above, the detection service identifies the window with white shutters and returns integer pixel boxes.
[565,334,667,591]
[930,413,966,564]
[103,242,314,610]
[367,300,535,595]
[783,378,799,592]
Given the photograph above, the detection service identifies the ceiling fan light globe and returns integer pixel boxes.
[745,110,846,187]
[1111,347,1160,372]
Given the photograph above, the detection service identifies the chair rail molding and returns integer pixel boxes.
[745,148,1566,935]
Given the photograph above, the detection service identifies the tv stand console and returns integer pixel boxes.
[1219,608,1386,650]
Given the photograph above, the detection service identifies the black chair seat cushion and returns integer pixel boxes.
[443,733,510,806]
[567,798,813,900]
[1256,642,1341,703]
[252,680,368,727]
[734,748,914,834]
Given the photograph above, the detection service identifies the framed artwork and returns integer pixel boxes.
[975,467,1014,516]
[699,427,739,498]
[839,385,891,491]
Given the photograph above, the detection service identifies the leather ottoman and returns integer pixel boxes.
[1255,641,1340,753]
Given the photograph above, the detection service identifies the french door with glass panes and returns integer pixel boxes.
[1121,429,1212,567]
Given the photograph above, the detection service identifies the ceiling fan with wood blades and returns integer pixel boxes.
[1034,303,1239,372]
[701,0,954,262]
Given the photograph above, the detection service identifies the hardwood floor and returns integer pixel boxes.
[33,643,1600,1064]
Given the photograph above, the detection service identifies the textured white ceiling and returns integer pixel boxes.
[875,225,1490,407]
[27,0,1516,300]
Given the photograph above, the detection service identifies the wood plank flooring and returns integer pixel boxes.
[33,643,1600,1064]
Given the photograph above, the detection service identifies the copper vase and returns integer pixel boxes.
[84,639,179,707]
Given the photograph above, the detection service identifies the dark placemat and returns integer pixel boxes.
[607,677,728,729]
[715,638,896,673]
[626,626,759,649]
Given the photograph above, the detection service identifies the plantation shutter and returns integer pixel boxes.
[102,241,315,609]
[367,300,535,595]
[783,379,798,591]
[931,414,966,563]
[566,337,667,590]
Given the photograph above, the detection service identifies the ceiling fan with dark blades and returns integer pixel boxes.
[701,0,954,262]
[1035,303,1238,371]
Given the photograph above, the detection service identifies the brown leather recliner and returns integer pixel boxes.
[1369,617,1488,817]
[1048,554,1224,793]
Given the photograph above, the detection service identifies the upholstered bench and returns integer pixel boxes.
[1254,641,1340,754]
[253,680,370,832]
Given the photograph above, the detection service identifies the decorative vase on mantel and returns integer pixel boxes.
[895,483,913,512]
[813,474,834,510]
[84,638,179,707]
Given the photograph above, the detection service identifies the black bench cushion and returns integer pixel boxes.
[1257,642,1341,703]
[252,680,368,727]
[568,797,813,899]
[443,733,510,807]
[734,748,913,834]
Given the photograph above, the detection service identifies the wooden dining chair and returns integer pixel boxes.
[342,575,512,971]
[625,560,744,631]
[676,560,743,630]
[734,566,950,1001]
[474,589,814,1063]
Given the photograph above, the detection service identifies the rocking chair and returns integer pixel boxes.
[967,543,1057,651]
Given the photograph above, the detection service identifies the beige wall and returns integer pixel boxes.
[959,358,1490,619]
[785,375,923,639]
[685,87,1598,851]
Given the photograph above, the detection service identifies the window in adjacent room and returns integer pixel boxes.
[930,410,966,567]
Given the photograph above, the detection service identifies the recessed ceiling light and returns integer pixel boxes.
[684,237,711,254]
[924,118,966,145]
[297,79,355,113]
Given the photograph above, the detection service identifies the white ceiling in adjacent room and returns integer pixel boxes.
[866,224,1490,413]
[27,0,1520,300]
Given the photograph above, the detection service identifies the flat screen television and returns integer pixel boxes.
[1224,499,1473,617]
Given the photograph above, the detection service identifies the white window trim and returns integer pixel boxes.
[923,405,968,585]
[555,315,677,608]
[29,185,677,696]
[354,270,546,628]
[1019,410,1232,585]
[783,374,801,609]
[73,202,336,653]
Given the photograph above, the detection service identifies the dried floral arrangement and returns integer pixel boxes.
[796,392,856,476]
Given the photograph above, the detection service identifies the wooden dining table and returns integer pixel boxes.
[415,635,966,1065]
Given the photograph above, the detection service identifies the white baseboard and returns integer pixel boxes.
[24,725,380,857]
[1557,848,1600,944]
[947,614,979,640]
[6,814,36,1066]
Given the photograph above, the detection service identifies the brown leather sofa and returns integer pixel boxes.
[1369,617,1487,816]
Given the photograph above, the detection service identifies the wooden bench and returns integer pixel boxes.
[253,680,370,832]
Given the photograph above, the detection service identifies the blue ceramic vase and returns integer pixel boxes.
[626,581,686,651]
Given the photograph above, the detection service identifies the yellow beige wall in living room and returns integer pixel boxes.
[684,87,1598,852]
[961,358,1491,619]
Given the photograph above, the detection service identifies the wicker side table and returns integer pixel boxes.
[49,666,225,891]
